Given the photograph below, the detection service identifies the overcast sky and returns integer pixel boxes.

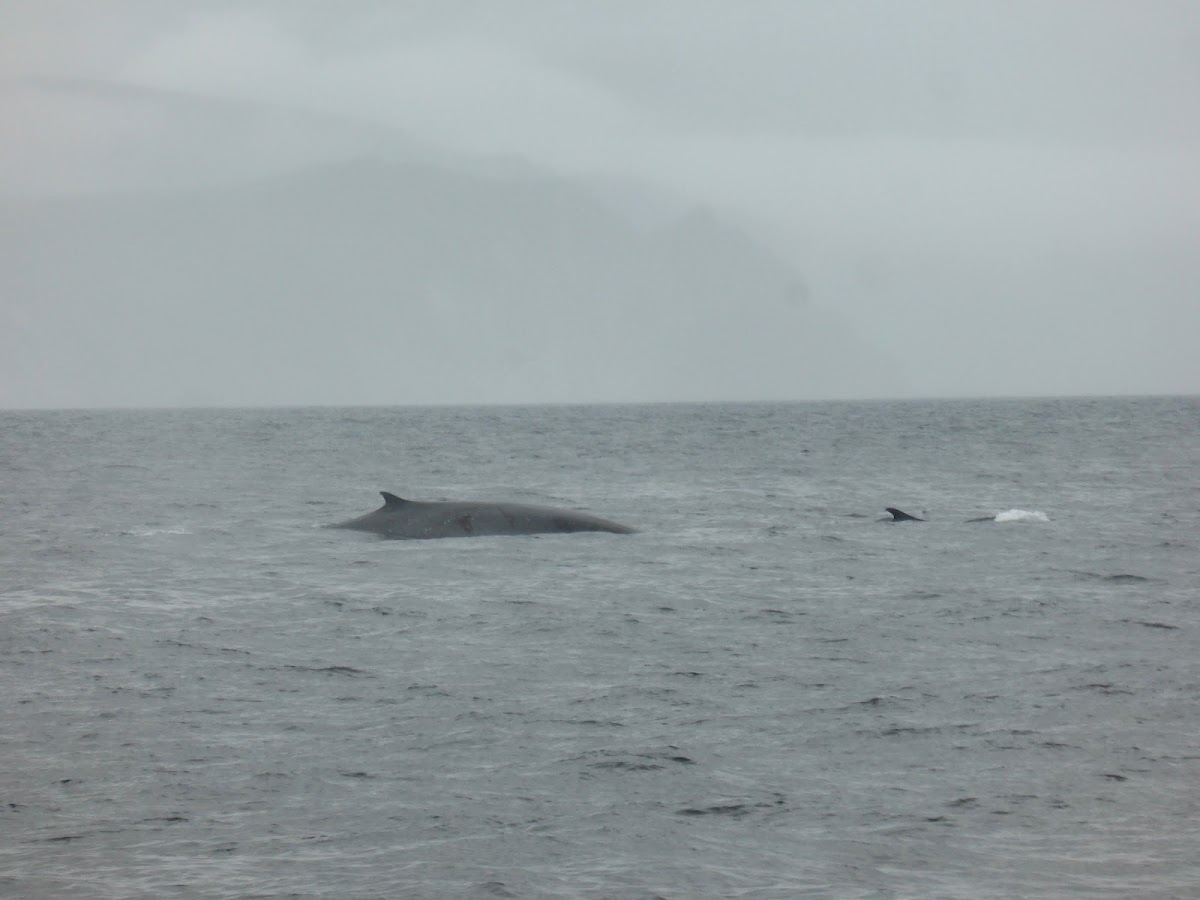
[2,0,1198,404]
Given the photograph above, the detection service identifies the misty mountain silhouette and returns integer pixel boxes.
[0,79,900,406]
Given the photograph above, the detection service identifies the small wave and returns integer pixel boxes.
[121,526,192,536]
[676,792,787,817]
[1121,619,1177,629]
[993,509,1050,523]
[1069,570,1156,584]
[282,664,369,677]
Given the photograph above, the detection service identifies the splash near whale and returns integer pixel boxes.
[970,509,1051,523]
[331,492,636,540]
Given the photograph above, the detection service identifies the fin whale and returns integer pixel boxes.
[331,491,636,540]
[886,507,1050,524]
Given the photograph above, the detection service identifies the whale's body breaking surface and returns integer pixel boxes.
[331,492,636,540]
[886,507,1050,524]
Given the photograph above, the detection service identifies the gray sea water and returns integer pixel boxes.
[2,397,1198,899]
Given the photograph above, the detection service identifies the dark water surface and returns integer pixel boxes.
[2,397,1198,898]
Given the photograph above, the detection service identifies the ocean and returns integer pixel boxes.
[1,397,1197,899]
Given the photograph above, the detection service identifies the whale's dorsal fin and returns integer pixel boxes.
[381,491,408,507]
[885,507,924,522]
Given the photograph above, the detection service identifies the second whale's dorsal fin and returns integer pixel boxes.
[885,507,924,522]
[381,491,409,507]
